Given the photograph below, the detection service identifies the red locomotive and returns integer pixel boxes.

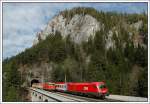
[67,82,108,98]
[32,81,109,99]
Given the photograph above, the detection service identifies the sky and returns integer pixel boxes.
[2,2,148,59]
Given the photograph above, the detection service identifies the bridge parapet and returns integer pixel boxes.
[29,87,88,102]
[29,87,148,102]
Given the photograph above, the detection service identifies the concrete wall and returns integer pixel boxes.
[30,89,56,102]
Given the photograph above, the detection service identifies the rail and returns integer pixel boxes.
[29,87,148,102]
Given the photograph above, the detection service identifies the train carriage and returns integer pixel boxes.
[32,83,43,89]
[32,81,109,99]
[55,82,67,92]
[43,82,56,91]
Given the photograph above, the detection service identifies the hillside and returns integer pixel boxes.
[2,7,148,101]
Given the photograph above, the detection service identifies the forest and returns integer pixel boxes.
[2,7,148,101]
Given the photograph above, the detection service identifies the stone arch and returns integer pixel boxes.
[39,96,42,100]
[44,99,48,102]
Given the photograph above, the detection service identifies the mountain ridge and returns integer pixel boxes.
[33,7,146,49]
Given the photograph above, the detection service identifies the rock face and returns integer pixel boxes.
[33,14,100,45]
[130,20,143,31]
[18,62,54,87]
[33,12,144,50]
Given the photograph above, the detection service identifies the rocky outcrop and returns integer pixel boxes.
[130,20,143,31]
[33,11,144,50]
[33,14,100,45]
[18,62,54,87]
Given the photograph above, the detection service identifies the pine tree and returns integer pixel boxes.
[3,61,21,101]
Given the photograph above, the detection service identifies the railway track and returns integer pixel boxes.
[50,92,87,102]
[30,87,148,102]
[53,91,121,102]
[30,87,120,102]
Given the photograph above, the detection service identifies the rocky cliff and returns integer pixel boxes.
[33,10,145,50]
[33,14,100,45]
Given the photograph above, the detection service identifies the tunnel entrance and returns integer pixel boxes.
[31,79,40,87]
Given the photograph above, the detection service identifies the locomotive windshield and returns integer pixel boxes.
[99,84,106,89]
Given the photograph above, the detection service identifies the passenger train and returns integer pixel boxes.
[32,81,109,99]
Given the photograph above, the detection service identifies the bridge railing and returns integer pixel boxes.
[29,87,148,102]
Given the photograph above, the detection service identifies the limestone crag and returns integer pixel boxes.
[33,13,144,50]
[33,14,100,45]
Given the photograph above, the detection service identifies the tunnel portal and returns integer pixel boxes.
[31,79,40,87]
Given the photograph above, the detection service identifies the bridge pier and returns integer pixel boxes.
[30,88,57,102]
